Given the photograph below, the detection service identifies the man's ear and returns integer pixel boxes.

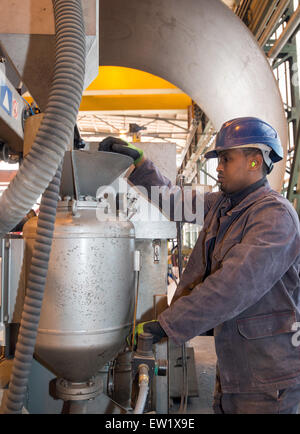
[249,153,263,171]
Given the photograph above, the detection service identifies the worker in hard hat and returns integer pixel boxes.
[99,117,300,414]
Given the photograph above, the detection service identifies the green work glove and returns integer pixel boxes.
[128,320,167,347]
[98,136,144,165]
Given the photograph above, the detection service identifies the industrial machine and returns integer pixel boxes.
[0,0,288,414]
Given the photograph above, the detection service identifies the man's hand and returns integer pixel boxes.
[128,320,167,347]
[143,320,167,344]
[98,136,144,166]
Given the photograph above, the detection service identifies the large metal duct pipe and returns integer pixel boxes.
[99,0,287,192]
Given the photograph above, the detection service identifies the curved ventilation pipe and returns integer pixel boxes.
[99,0,288,192]
[0,0,86,414]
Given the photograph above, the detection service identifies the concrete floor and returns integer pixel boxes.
[169,336,217,414]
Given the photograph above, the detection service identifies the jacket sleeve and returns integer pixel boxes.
[128,159,212,223]
[158,201,300,345]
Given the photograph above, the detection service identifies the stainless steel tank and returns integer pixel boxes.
[23,200,135,383]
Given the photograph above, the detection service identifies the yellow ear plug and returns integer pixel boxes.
[251,161,256,167]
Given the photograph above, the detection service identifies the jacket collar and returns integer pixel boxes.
[222,178,272,215]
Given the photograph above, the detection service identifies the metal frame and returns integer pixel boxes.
[263,1,300,214]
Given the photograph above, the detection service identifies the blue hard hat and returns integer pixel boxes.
[204,117,283,163]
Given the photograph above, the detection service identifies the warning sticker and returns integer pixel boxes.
[0,85,12,116]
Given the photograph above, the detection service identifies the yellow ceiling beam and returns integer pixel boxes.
[24,66,192,111]
[87,66,180,90]
[79,93,191,111]
[80,66,191,111]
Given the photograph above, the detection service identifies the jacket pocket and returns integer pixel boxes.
[237,311,296,339]
[237,311,300,383]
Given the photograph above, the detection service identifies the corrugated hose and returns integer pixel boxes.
[0,0,86,413]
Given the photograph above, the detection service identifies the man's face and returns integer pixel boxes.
[216,149,254,194]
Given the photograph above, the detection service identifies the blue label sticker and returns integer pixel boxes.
[0,85,12,116]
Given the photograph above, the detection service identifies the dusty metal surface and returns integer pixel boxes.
[99,0,287,191]
[60,150,133,199]
[71,150,133,197]
[23,203,135,382]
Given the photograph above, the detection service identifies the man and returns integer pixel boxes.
[99,117,300,414]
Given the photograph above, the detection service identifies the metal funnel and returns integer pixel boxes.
[60,150,133,199]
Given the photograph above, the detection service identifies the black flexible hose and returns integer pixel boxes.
[0,0,85,236]
[2,166,62,413]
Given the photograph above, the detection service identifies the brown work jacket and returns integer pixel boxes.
[129,159,300,393]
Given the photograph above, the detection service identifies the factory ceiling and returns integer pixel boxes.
[77,66,191,166]
[77,0,240,166]
[20,0,287,175]
[74,0,247,167]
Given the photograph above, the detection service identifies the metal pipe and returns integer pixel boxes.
[175,177,188,414]
[255,0,281,40]
[68,400,88,414]
[250,0,268,33]
[258,0,291,47]
[200,168,218,183]
[133,364,149,414]
[238,0,251,21]
[176,176,184,280]
[268,4,300,62]
[100,0,288,192]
